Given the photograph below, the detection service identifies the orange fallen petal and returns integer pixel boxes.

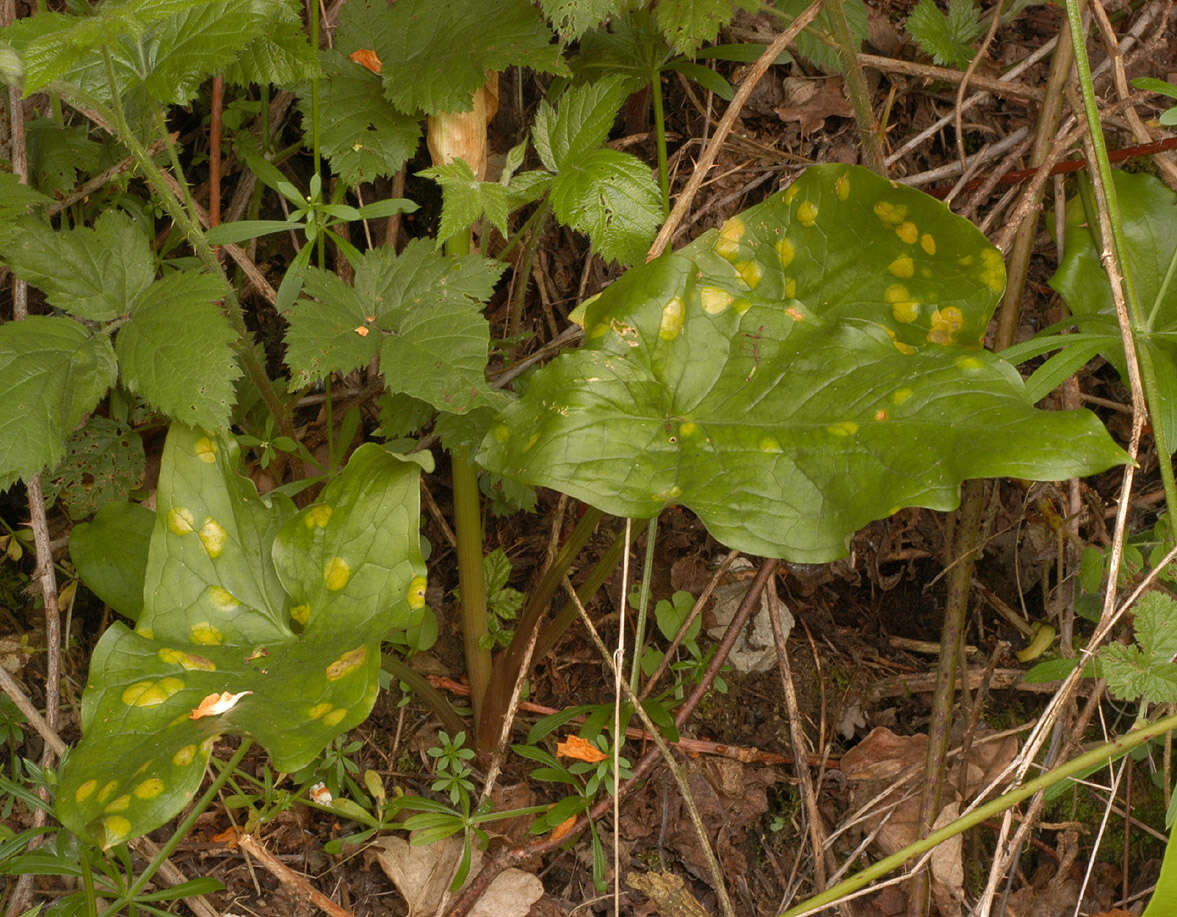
[349,48,382,74]
[550,814,577,842]
[556,734,607,763]
[190,690,251,719]
[354,326,369,336]
[211,825,241,847]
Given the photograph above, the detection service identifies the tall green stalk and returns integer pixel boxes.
[1064,0,1177,522]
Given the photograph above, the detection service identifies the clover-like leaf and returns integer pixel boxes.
[57,425,429,847]
[478,164,1127,562]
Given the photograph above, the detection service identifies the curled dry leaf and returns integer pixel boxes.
[556,734,607,763]
[189,689,251,719]
[349,48,382,74]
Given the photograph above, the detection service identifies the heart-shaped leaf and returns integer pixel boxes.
[478,164,1127,562]
[57,425,430,848]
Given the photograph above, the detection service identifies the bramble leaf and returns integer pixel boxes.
[0,173,50,222]
[540,0,636,40]
[548,148,661,265]
[285,240,506,414]
[0,211,154,321]
[26,118,105,196]
[906,0,984,70]
[571,9,665,92]
[654,0,758,55]
[479,164,1128,562]
[223,0,318,87]
[0,317,117,491]
[115,272,241,430]
[57,425,429,848]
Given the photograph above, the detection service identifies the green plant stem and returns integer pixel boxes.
[780,710,1177,916]
[382,654,466,738]
[94,55,294,443]
[478,506,606,752]
[628,516,658,692]
[102,739,252,914]
[1065,0,1177,523]
[650,73,670,216]
[825,0,886,175]
[506,198,553,338]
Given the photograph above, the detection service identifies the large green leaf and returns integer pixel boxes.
[57,425,430,848]
[336,0,566,116]
[478,164,1127,562]
[1050,171,1177,453]
[284,240,506,414]
[0,316,117,491]
[0,211,155,322]
[301,49,420,186]
[70,501,155,622]
[115,271,241,430]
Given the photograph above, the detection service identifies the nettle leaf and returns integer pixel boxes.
[532,75,630,172]
[115,272,241,430]
[479,164,1127,562]
[57,425,429,848]
[549,148,662,266]
[654,0,759,55]
[44,416,146,521]
[223,0,318,87]
[571,9,666,91]
[776,0,869,74]
[339,0,566,116]
[540,0,637,40]
[304,50,420,185]
[285,241,506,414]
[906,0,984,70]
[0,173,50,222]
[1051,172,1177,452]
[1099,592,1177,704]
[0,211,154,321]
[0,317,117,491]
[418,159,510,245]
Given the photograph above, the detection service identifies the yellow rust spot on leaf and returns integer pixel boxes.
[492,424,510,443]
[158,647,216,671]
[198,518,227,558]
[75,779,97,803]
[102,816,132,848]
[134,778,164,799]
[956,355,984,371]
[785,277,797,298]
[190,622,224,645]
[208,586,240,611]
[892,300,920,323]
[305,504,333,528]
[97,781,118,803]
[323,708,348,727]
[167,507,195,535]
[828,421,859,436]
[920,233,936,255]
[659,296,684,340]
[796,200,818,227]
[733,297,752,314]
[735,259,762,289]
[106,794,131,813]
[775,237,795,269]
[928,307,964,344]
[700,286,733,315]
[835,172,850,200]
[291,603,311,625]
[194,437,218,463]
[326,646,367,681]
[407,576,428,610]
[122,677,184,708]
[324,556,351,591]
[308,701,333,719]
[896,221,918,245]
[173,745,197,766]
[979,248,1005,293]
[714,217,745,260]
[760,436,782,453]
[653,485,683,502]
[783,185,800,205]
[679,421,698,437]
[888,255,914,278]
[875,409,888,421]
[893,340,915,354]
[873,200,907,225]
